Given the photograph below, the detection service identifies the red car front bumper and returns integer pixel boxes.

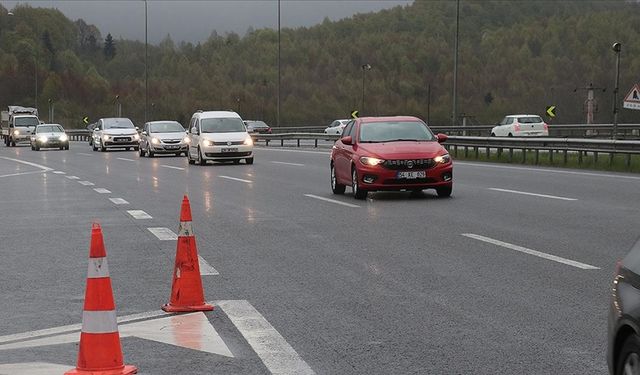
[355,163,453,191]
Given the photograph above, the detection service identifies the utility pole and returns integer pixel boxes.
[452,0,460,126]
[277,0,281,127]
[427,83,431,124]
[574,83,605,125]
[144,0,148,123]
[361,64,371,115]
[612,42,621,140]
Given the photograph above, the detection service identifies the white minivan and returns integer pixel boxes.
[186,111,254,165]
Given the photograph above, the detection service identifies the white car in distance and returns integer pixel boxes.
[491,115,549,137]
[186,111,254,165]
[324,119,350,135]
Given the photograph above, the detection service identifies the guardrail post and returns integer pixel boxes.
[497,148,502,159]
[281,139,284,147]
[315,139,318,148]
[265,139,270,147]
[563,150,568,165]
[464,146,468,158]
[594,152,598,164]
[297,139,300,147]
[485,147,490,159]
[508,148,513,162]
[549,149,554,164]
[626,154,632,168]
[522,148,527,163]
[535,149,539,165]
[578,150,583,165]
[474,146,479,159]
[454,145,458,157]
[610,152,614,166]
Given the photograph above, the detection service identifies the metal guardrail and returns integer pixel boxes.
[66,129,92,141]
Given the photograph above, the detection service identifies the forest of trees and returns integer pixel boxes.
[0,0,639,128]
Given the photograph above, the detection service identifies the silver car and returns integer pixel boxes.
[30,124,69,151]
[139,121,190,157]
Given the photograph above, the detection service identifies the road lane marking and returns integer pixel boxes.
[65,175,80,180]
[0,362,74,374]
[76,152,92,156]
[109,198,129,205]
[217,300,315,375]
[52,171,65,174]
[93,188,111,194]
[271,161,305,167]
[488,188,577,201]
[0,156,52,171]
[0,170,47,178]
[161,165,185,170]
[147,228,219,275]
[127,210,152,219]
[117,157,136,162]
[457,161,640,181]
[78,181,94,186]
[461,233,600,270]
[255,147,330,155]
[220,175,252,183]
[304,194,360,208]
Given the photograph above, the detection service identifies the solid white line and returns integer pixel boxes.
[220,175,252,183]
[0,156,52,171]
[161,165,185,171]
[117,157,135,162]
[65,175,80,180]
[198,255,219,276]
[304,194,360,208]
[93,188,111,194]
[0,170,47,178]
[217,300,315,375]
[255,147,331,155]
[109,198,129,205]
[488,188,578,201]
[127,210,152,219]
[461,233,600,270]
[78,181,94,186]
[147,227,177,240]
[271,161,305,167]
[457,161,640,181]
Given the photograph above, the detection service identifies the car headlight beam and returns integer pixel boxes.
[13,130,19,136]
[434,154,451,164]
[59,134,68,142]
[183,137,191,144]
[151,137,160,145]
[244,137,253,146]
[103,135,109,141]
[37,136,48,143]
[359,156,385,166]
[203,140,213,147]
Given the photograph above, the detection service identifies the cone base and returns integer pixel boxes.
[161,303,214,313]
[64,364,137,375]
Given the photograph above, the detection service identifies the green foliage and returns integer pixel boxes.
[0,1,639,129]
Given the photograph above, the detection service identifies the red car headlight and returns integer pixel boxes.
[359,156,385,166]
[434,154,451,164]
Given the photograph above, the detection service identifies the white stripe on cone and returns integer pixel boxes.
[86,257,110,279]
[81,311,119,334]
[178,221,193,237]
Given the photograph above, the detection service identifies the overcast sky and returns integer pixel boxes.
[1,0,413,44]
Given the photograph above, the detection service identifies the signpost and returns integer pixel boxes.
[83,116,89,125]
[546,105,556,118]
[351,110,359,119]
[623,84,640,110]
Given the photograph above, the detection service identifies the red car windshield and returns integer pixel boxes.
[359,121,435,143]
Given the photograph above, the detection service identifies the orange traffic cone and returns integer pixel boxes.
[162,195,214,313]
[66,223,137,375]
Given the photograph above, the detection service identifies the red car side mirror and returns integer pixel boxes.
[341,136,353,145]
[437,133,448,143]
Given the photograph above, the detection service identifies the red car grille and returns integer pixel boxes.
[383,159,436,170]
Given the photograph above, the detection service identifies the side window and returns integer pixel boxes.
[342,122,354,138]
[188,117,196,133]
[505,117,514,125]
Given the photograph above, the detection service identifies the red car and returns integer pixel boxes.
[330,116,453,199]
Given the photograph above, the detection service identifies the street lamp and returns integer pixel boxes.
[612,42,621,140]
[115,95,121,117]
[144,0,148,123]
[361,63,371,115]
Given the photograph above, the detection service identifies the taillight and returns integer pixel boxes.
[543,123,549,131]
[514,123,521,132]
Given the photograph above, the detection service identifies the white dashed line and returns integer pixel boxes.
[198,256,219,276]
[462,233,600,270]
[117,157,136,162]
[304,194,360,208]
[217,300,315,374]
[93,188,111,194]
[488,188,578,201]
[65,175,80,180]
[53,171,65,174]
[76,153,92,156]
[127,210,152,219]
[78,181,94,186]
[147,227,178,240]
[220,175,252,183]
[271,161,305,167]
[109,198,129,205]
[161,165,185,171]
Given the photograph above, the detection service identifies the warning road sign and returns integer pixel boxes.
[623,84,640,110]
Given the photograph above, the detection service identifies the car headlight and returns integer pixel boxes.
[37,136,48,143]
[203,140,213,147]
[359,156,385,166]
[59,134,68,142]
[133,134,140,141]
[183,137,191,144]
[13,130,19,136]
[151,137,160,145]
[434,154,451,164]
[244,137,253,146]
[103,135,109,141]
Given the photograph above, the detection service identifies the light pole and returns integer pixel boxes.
[144,0,148,123]
[277,0,281,127]
[115,95,121,117]
[452,0,460,126]
[612,42,621,140]
[361,63,371,115]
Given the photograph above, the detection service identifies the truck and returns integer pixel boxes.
[1,106,41,147]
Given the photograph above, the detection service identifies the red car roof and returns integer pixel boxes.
[358,116,423,123]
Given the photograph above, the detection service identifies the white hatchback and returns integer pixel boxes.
[324,119,350,135]
[186,111,254,165]
[491,115,549,137]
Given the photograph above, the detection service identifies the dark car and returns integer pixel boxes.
[608,238,640,375]
[244,120,272,134]
[330,116,452,199]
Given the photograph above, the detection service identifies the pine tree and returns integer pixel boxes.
[103,33,116,60]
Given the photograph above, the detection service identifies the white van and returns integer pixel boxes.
[186,111,254,165]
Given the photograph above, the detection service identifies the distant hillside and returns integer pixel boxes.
[0,1,639,127]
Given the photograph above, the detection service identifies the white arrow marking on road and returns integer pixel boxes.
[220,175,252,183]
[147,228,219,275]
[462,233,600,270]
[0,362,74,374]
[109,198,129,205]
[127,210,152,219]
[488,188,577,201]
[271,161,305,167]
[304,194,360,208]
[78,181,95,186]
[0,313,233,358]
[161,164,185,170]
[93,188,111,194]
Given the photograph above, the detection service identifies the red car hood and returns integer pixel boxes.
[357,141,446,159]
